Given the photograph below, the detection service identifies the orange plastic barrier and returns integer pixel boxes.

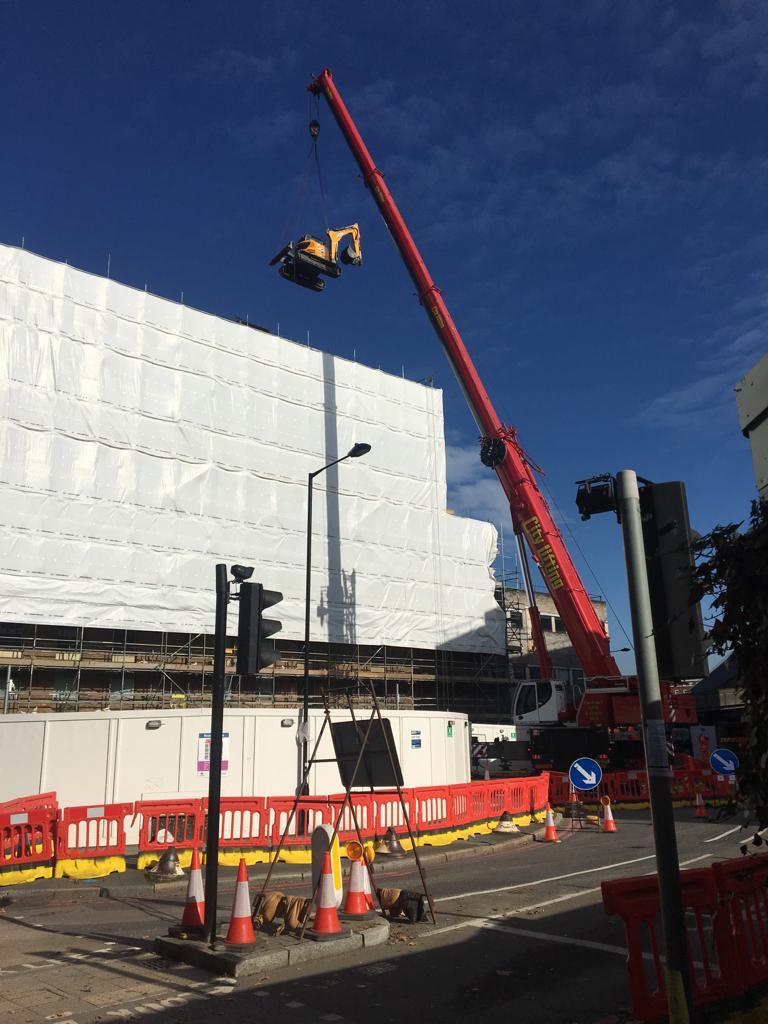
[605,771,650,803]
[56,802,133,862]
[134,798,204,866]
[548,772,572,805]
[327,792,374,841]
[266,796,333,848]
[415,785,451,835]
[550,768,735,809]
[0,804,57,875]
[2,775,552,882]
[0,792,58,813]
[712,854,768,992]
[218,796,267,850]
[603,854,768,1021]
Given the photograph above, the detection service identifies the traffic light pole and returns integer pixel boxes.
[203,562,229,947]
[616,470,692,1023]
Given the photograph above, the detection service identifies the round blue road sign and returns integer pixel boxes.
[709,748,739,775]
[568,756,603,791]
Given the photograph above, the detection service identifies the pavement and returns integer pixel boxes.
[0,807,760,1024]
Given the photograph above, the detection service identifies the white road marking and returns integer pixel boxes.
[481,921,627,955]
[431,888,603,936]
[704,826,741,843]
[436,851,713,904]
[478,921,705,969]
[430,853,713,937]
[434,853,658,902]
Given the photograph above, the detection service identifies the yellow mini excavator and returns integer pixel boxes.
[270,224,362,292]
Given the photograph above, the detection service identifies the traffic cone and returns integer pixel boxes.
[541,802,560,842]
[225,858,256,946]
[695,791,707,819]
[308,851,348,941]
[340,858,375,919]
[180,848,205,930]
[362,860,374,909]
[602,801,617,834]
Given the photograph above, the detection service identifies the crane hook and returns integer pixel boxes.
[309,119,320,139]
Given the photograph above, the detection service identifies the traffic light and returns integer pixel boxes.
[236,582,282,676]
[575,475,618,521]
[639,481,708,680]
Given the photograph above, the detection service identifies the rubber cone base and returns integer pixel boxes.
[339,908,377,922]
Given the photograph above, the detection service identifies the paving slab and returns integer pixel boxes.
[155,918,389,977]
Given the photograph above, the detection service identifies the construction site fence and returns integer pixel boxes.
[548,766,735,807]
[135,774,550,858]
[0,774,549,882]
[602,853,768,1022]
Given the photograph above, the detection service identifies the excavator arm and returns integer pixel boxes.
[327,224,362,265]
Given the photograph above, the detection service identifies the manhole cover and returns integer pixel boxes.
[140,956,173,972]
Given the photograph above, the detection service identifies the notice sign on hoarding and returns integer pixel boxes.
[411,729,422,749]
[197,732,229,776]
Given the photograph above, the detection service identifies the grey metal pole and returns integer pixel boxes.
[3,666,10,715]
[203,563,229,947]
[301,473,314,790]
[616,470,692,1023]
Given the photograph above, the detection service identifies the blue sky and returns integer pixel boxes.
[2,2,766,672]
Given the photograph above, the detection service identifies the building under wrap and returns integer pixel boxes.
[0,245,509,715]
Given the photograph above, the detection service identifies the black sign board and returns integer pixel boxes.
[330,718,404,789]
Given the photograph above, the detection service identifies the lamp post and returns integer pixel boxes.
[301,442,371,789]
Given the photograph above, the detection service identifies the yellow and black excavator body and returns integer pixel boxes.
[270,224,362,291]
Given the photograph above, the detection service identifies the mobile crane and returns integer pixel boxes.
[306,69,697,769]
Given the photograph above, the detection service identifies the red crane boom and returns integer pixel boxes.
[309,68,619,681]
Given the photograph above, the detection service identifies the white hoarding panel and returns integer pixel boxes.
[0,245,504,652]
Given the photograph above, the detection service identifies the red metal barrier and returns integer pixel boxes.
[56,802,133,862]
[602,867,734,1020]
[713,853,768,992]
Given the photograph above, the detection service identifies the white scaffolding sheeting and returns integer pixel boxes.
[0,245,505,653]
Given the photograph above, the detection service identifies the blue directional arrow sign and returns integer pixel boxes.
[709,748,739,775]
[569,756,603,791]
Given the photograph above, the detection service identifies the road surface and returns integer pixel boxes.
[0,809,750,1024]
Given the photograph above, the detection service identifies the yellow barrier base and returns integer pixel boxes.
[54,856,125,880]
[0,864,53,887]
[135,807,547,869]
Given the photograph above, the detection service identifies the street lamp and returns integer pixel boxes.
[301,442,371,789]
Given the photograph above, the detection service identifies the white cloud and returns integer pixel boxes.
[445,443,511,527]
